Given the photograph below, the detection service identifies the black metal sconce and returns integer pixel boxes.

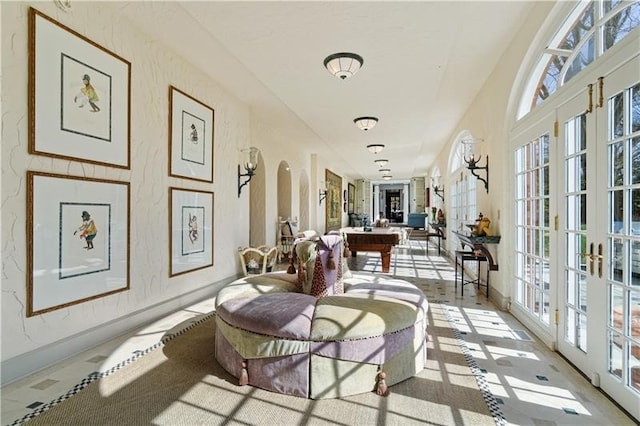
[319,183,328,205]
[431,176,445,201]
[462,139,489,193]
[319,189,328,205]
[237,148,259,197]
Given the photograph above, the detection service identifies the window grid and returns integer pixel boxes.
[523,0,640,116]
[515,134,551,324]
[449,141,477,243]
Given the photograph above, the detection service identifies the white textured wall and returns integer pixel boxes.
[1,2,354,383]
[427,1,555,306]
[1,1,251,379]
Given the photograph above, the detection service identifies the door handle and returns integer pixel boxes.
[579,243,595,276]
[580,243,603,277]
[596,243,604,278]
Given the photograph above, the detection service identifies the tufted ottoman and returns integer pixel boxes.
[214,271,428,399]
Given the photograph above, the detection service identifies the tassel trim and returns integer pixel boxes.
[375,371,390,396]
[239,360,249,386]
[327,252,336,270]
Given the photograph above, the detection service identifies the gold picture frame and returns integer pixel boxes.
[169,86,215,183]
[169,187,214,277]
[27,171,130,316]
[324,169,343,232]
[348,182,356,214]
[28,8,131,169]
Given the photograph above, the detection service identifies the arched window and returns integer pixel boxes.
[518,0,639,118]
[448,133,477,239]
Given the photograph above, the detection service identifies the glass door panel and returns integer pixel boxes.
[557,86,596,373]
[598,59,640,414]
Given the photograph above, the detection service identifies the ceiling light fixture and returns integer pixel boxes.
[379,168,391,175]
[323,52,364,80]
[366,144,385,154]
[382,175,392,181]
[353,116,379,131]
[374,159,388,167]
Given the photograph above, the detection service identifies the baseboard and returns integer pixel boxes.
[1,276,236,387]
[488,287,510,311]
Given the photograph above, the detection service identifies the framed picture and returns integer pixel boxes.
[28,8,131,169]
[27,171,130,316]
[169,187,214,277]
[347,182,356,214]
[324,169,343,232]
[169,86,215,183]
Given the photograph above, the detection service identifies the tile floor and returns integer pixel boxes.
[1,237,636,425]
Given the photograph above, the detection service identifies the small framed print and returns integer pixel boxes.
[348,182,356,214]
[28,8,131,169]
[169,86,215,183]
[27,171,130,316]
[169,187,214,277]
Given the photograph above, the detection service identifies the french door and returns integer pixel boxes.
[556,56,639,418]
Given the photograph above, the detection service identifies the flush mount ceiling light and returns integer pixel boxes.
[379,168,391,175]
[323,52,364,80]
[366,144,385,154]
[382,175,392,180]
[374,159,388,167]
[354,116,379,131]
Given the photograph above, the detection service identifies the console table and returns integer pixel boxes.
[428,223,446,255]
[453,231,501,270]
[453,231,501,298]
[341,227,402,273]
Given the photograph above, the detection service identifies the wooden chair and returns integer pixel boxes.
[277,217,297,262]
[238,246,279,276]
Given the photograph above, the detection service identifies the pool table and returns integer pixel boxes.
[341,227,402,273]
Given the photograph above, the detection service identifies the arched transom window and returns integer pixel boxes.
[519,0,639,118]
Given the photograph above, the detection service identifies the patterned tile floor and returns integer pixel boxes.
[1,238,636,425]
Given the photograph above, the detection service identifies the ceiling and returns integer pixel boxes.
[118,1,536,182]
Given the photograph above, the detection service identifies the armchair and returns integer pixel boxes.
[238,246,279,276]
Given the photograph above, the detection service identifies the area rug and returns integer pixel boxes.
[10,302,504,426]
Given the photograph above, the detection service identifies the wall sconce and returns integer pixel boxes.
[237,147,259,197]
[431,175,445,201]
[54,0,71,11]
[319,182,328,205]
[462,139,489,193]
[323,52,364,80]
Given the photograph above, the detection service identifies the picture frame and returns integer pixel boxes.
[347,182,356,214]
[169,86,215,183]
[324,169,343,232]
[28,8,131,169]
[27,171,130,317]
[169,187,214,277]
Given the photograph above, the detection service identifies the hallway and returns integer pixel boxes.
[347,237,634,425]
[1,238,635,425]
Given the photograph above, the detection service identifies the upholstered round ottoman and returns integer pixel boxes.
[214,271,428,399]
